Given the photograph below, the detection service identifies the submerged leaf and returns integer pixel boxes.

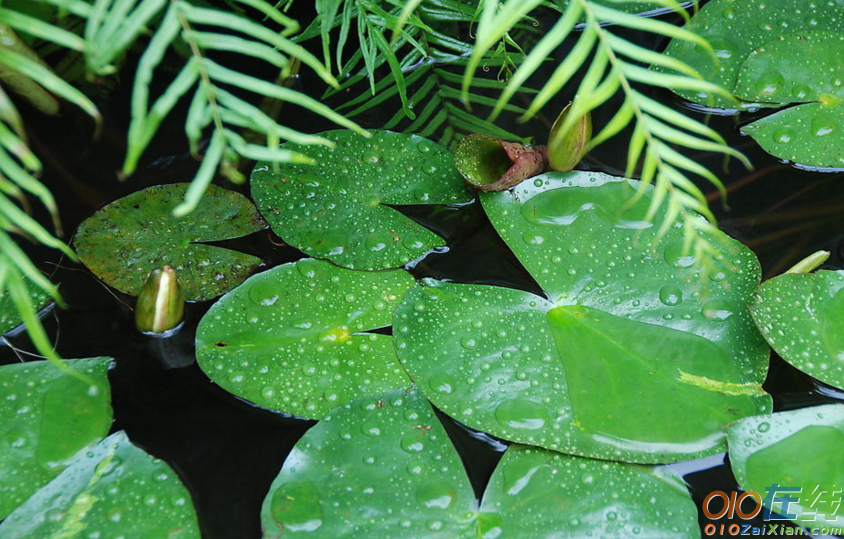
[751,269,844,390]
[75,183,265,301]
[395,171,770,463]
[0,431,201,538]
[261,388,699,538]
[196,258,414,419]
[250,130,472,270]
[0,357,112,520]
[727,405,844,527]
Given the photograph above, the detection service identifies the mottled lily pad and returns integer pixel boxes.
[751,270,844,390]
[0,357,112,520]
[736,32,844,168]
[0,431,200,538]
[0,274,52,335]
[661,0,844,109]
[394,171,771,463]
[196,258,414,419]
[75,183,265,301]
[727,405,844,527]
[261,388,699,538]
[250,130,473,270]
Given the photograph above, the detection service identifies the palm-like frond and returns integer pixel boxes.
[304,0,537,145]
[0,21,98,363]
[465,0,750,270]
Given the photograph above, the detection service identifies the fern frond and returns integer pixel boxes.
[466,0,750,274]
[309,0,538,145]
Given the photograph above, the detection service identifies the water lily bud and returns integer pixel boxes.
[135,266,185,335]
[454,134,549,192]
[547,102,592,172]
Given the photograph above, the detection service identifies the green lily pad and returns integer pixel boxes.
[726,405,844,527]
[0,275,52,335]
[661,0,844,109]
[75,183,265,301]
[0,357,112,520]
[0,431,200,538]
[260,388,699,538]
[750,270,844,390]
[195,258,414,419]
[250,130,473,270]
[394,171,771,463]
[736,32,844,168]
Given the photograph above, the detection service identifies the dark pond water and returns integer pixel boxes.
[3,2,844,538]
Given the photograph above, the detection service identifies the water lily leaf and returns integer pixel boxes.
[394,171,771,463]
[260,388,699,538]
[250,130,473,270]
[736,32,844,168]
[750,270,844,390]
[196,258,414,419]
[726,405,844,527]
[0,357,112,520]
[0,431,200,538]
[0,275,51,335]
[661,0,844,109]
[75,183,265,301]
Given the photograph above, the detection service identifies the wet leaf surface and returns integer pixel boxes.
[394,171,771,463]
[661,0,844,109]
[751,269,844,390]
[260,388,699,538]
[0,431,201,538]
[196,258,414,419]
[250,130,473,270]
[0,357,112,520]
[75,183,265,301]
[736,32,844,168]
[0,275,51,335]
[727,405,844,527]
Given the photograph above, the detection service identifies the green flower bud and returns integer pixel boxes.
[135,266,185,335]
[547,102,592,172]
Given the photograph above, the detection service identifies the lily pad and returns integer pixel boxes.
[661,0,844,109]
[394,171,771,463]
[750,270,844,390]
[250,130,473,270]
[726,405,844,527]
[736,32,844,168]
[0,431,200,538]
[260,388,699,538]
[0,357,112,520]
[75,183,265,301]
[195,258,414,419]
[0,275,52,335]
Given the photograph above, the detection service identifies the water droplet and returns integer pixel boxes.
[401,436,425,453]
[494,399,549,430]
[812,115,835,137]
[758,421,771,433]
[664,242,696,269]
[702,300,735,321]
[773,128,794,144]
[659,286,683,306]
[755,71,784,95]
[416,482,456,509]
[428,373,455,395]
